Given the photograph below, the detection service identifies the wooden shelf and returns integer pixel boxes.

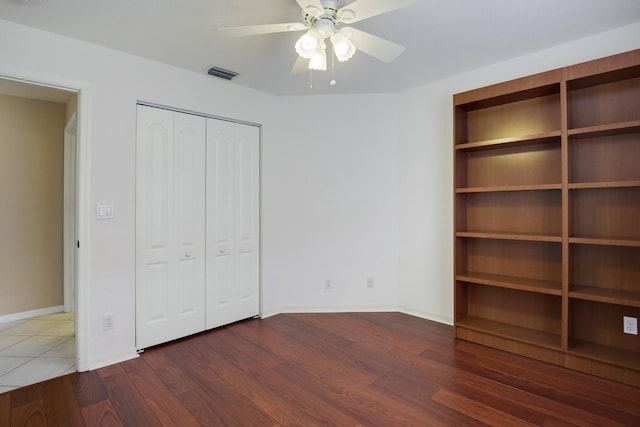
[567,63,640,129]
[455,81,561,109]
[456,184,561,193]
[457,231,562,243]
[568,120,640,138]
[456,316,561,350]
[569,341,640,372]
[569,285,640,308]
[455,131,560,151]
[568,181,640,189]
[569,236,640,248]
[457,271,561,295]
[455,49,640,386]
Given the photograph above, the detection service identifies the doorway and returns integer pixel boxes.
[0,77,84,392]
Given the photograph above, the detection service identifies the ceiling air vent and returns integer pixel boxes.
[207,66,239,80]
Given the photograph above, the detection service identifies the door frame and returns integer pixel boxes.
[64,112,77,313]
[0,72,91,372]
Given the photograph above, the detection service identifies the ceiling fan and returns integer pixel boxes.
[219,0,416,73]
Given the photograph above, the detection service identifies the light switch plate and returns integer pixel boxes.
[96,203,114,220]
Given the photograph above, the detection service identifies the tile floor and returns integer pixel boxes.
[0,312,76,394]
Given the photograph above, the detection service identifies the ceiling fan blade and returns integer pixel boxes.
[295,0,324,17]
[291,56,310,74]
[337,0,417,24]
[218,23,307,37]
[345,27,405,63]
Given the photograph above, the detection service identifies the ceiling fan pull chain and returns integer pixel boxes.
[330,44,337,86]
[309,69,313,88]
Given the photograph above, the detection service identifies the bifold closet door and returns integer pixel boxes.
[206,118,260,330]
[136,105,206,349]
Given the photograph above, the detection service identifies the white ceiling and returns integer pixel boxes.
[1,0,639,96]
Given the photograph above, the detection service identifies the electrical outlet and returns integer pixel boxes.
[103,314,114,331]
[325,279,332,290]
[623,316,638,335]
[367,276,375,288]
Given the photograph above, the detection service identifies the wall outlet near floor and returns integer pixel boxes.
[103,314,114,331]
[623,316,638,335]
[367,276,375,288]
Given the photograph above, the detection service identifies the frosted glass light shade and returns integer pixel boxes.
[295,30,319,59]
[331,31,356,62]
[309,45,327,71]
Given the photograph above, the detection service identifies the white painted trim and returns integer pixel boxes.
[261,306,452,327]
[261,305,399,319]
[75,85,91,372]
[398,306,453,326]
[0,71,92,372]
[258,125,263,325]
[89,350,139,371]
[63,112,77,313]
[136,101,261,128]
[0,306,65,323]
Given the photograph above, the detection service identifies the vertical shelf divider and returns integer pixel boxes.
[560,78,569,353]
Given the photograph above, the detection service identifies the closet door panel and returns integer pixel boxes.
[148,262,169,321]
[238,249,257,302]
[173,113,206,321]
[211,122,235,249]
[213,252,233,308]
[138,107,172,263]
[206,119,260,329]
[236,126,259,245]
[136,106,205,349]
[136,106,174,346]
[206,119,234,329]
[177,257,198,315]
[235,125,260,307]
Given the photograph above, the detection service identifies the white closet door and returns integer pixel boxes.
[206,118,259,330]
[136,106,206,349]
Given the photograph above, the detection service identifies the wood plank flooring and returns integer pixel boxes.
[1,312,639,426]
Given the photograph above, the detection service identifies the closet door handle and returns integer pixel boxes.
[219,249,225,254]
[185,252,191,258]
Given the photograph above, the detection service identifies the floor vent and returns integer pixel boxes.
[207,66,239,80]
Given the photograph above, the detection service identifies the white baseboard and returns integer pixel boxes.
[262,305,452,326]
[398,306,453,326]
[88,350,139,371]
[261,305,399,319]
[0,305,65,323]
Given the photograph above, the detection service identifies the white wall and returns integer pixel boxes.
[0,19,279,369]
[262,94,400,315]
[0,19,402,369]
[397,22,640,324]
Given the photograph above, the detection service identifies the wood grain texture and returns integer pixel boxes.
[454,49,640,386]
[0,393,9,426]
[1,313,639,426]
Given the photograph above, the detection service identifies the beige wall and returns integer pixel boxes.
[0,94,66,316]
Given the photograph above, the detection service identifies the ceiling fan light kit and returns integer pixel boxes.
[295,30,320,59]
[331,29,356,62]
[309,40,328,70]
[219,0,416,82]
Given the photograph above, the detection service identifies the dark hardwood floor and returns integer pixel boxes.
[2,312,639,426]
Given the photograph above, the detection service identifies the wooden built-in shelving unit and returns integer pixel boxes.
[454,49,640,387]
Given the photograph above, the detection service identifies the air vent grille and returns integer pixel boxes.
[207,66,239,80]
